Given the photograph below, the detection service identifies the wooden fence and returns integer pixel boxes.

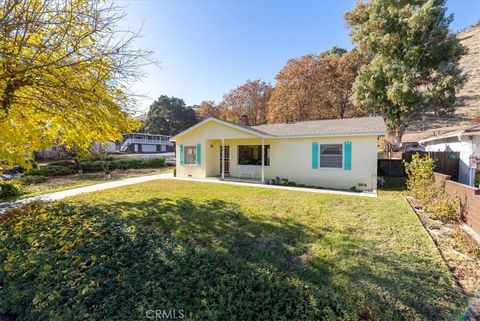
[434,172,480,234]
[378,151,460,181]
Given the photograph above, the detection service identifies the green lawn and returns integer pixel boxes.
[0,180,467,320]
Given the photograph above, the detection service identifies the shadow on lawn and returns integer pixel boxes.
[0,197,466,321]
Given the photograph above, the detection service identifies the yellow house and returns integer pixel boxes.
[170,116,386,191]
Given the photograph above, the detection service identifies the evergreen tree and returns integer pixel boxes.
[346,0,466,144]
[144,95,198,135]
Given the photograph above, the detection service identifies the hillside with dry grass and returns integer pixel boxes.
[404,24,480,142]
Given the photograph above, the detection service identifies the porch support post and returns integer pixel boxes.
[261,138,265,183]
[221,138,225,180]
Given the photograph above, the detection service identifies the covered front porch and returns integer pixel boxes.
[204,137,270,183]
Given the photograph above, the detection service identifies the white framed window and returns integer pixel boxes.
[184,146,196,165]
[319,144,342,168]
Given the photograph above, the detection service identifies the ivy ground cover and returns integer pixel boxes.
[0,180,468,321]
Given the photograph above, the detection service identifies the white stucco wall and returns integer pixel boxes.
[174,121,379,191]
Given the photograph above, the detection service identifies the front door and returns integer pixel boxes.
[220,146,230,174]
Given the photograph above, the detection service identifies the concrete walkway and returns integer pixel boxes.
[0,173,375,214]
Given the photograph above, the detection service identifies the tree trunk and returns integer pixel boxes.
[74,158,83,175]
[1,81,16,119]
[388,124,406,148]
[337,100,346,119]
[99,155,110,178]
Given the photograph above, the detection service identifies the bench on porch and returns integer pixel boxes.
[238,166,256,180]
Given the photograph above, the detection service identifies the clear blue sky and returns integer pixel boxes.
[118,0,480,112]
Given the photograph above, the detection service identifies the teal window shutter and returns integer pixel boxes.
[179,144,184,165]
[312,142,319,169]
[196,143,201,165]
[344,141,352,170]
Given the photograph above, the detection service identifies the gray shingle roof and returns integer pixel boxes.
[251,116,386,137]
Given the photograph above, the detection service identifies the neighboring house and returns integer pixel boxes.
[120,133,173,153]
[170,116,386,191]
[420,124,480,186]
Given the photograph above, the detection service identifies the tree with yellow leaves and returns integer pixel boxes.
[0,0,149,168]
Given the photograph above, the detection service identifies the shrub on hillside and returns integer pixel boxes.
[0,181,24,200]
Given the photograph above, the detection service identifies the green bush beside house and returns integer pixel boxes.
[404,154,459,222]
